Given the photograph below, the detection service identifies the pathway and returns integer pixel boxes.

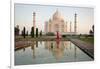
[69,38,94,59]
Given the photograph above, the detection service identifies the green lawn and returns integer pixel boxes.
[79,37,94,44]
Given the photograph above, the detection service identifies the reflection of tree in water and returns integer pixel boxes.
[70,41,71,50]
[36,41,38,48]
[74,44,77,61]
[23,48,25,51]
[51,42,53,48]
[40,41,42,45]
[31,41,36,59]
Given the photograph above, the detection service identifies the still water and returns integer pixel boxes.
[15,41,93,65]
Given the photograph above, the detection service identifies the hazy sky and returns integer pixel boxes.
[15,3,94,34]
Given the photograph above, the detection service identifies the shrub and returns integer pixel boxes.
[46,32,55,36]
[62,35,66,38]
[40,30,42,36]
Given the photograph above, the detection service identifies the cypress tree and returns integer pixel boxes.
[36,28,38,37]
[40,30,42,37]
[31,27,34,38]
[26,31,28,36]
[23,27,26,38]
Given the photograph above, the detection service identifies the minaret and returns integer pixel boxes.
[70,21,72,32]
[45,21,48,33]
[74,13,77,34]
[66,22,67,32]
[33,12,36,30]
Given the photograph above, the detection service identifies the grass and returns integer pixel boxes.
[15,35,94,44]
[15,35,69,42]
[79,37,94,44]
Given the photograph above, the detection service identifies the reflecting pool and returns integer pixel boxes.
[15,41,93,65]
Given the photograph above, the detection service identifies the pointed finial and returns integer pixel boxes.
[33,12,36,15]
[75,13,77,16]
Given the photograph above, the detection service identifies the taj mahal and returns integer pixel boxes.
[33,9,77,35]
[45,10,67,34]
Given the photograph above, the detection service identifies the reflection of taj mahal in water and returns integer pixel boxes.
[30,41,77,60]
[33,9,77,35]
[44,41,68,60]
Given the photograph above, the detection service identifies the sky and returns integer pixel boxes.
[14,3,94,34]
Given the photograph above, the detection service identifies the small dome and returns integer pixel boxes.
[49,19,52,22]
[45,21,48,23]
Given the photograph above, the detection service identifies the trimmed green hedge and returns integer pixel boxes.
[46,32,55,36]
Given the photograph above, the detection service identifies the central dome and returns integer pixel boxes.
[53,9,64,20]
